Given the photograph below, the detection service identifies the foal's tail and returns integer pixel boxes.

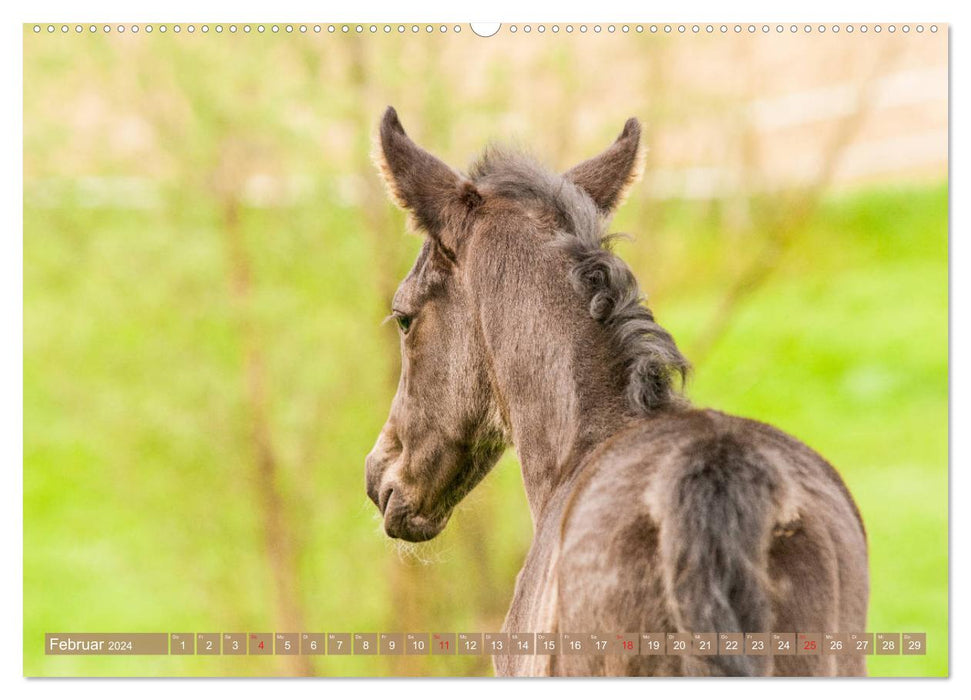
[657,434,781,676]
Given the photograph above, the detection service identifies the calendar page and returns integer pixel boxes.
[22,19,948,679]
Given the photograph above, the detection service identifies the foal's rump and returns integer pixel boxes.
[555,409,869,677]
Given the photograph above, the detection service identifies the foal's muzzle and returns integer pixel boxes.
[365,443,448,542]
[382,491,446,542]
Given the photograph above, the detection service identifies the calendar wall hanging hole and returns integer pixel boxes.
[470,23,501,38]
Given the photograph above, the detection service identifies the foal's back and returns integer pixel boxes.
[554,408,869,676]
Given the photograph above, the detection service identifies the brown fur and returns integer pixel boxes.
[365,107,869,676]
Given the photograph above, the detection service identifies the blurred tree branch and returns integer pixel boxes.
[216,141,314,677]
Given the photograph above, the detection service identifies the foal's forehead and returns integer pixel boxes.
[392,240,433,309]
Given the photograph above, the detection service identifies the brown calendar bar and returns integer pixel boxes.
[42,632,928,655]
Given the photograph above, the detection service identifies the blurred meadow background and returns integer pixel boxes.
[23,24,947,677]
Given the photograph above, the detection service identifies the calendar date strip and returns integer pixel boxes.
[45,632,926,656]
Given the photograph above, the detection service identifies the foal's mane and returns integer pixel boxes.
[468,147,690,412]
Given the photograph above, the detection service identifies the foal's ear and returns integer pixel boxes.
[375,106,479,255]
[565,118,643,216]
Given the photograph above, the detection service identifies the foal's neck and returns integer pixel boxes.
[475,244,634,524]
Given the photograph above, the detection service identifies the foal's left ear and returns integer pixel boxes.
[565,117,643,216]
[375,106,480,256]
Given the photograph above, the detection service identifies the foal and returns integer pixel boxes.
[365,107,869,676]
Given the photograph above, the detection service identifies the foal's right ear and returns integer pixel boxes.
[375,107,480,255]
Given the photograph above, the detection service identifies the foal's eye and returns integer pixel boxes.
[395,313,413,334]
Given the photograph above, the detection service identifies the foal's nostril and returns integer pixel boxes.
[378,485,394,516]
